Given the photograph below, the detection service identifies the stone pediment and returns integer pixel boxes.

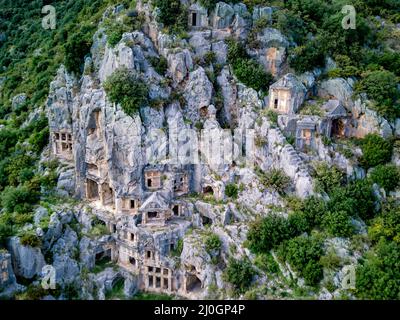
[139,192,169,211]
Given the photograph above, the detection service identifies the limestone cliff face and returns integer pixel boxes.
[42,0,319,299]
[38,0,393,300]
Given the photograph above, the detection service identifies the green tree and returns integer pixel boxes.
[322,210,354,237]
[104,67,149,116]
[224,257,256,294]
[278,235,324,286]
[369,164,400,192]
[359,134,393,169]
[328,180,375,221]
[313,163,346,194]
[356,240,400,299]
[247,215,292,253]
[356,70,400,120]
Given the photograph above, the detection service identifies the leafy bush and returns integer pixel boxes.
[359,134,393,169]
[272,9,308,45]
[301,196,327,228]
[258,168,290,194]
[224,258,256,294]
[313,163,346,194]
[328,180,376,221]
[148,56,168,75]
[355,70,400,120]
[104,20,129,47]
[254,253,280,274]
[369,200,400,244]
[171,238,183,257]
[104,67,149,116]
[226,39,273,93]
[356,240,400,299]
[225,183,238,199]
[288,210,313,235]
[231,58,273,93]
[247,215,292,254]
[278,235,324,286]
[0,128,18,159]
[153,0,188,33]
[20,232,41,247]
[64,27,94,75]
[369,164,400,192]
[205,233,221,264]
[0,215,14,246]
[205,234,221,253]
[322,210,354,238]
[203,51,216,65]
[265,110,278,127]
[289,40,325,73]
[1,185,39,214]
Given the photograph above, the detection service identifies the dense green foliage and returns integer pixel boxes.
[356,239,400,299]
[370,164,400,192]
[226,38,273,93]
[359,134,393,169]
[277,235,324,286]
[148,56,168,76]
[0,0,115,249]
[355,70,400,119]
[313,163,346,194]
[369,199,400,244]
[247,215,292,253]
[103,67,149,116]
[224,258,256,294]
[20,232,41,247]
[153,0,188,34]
[256,168,291,194]
[322,210,354,237]
[225,183,239,199]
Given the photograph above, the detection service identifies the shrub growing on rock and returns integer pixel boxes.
[313,163,346,194]
[226,38,273,93]
[258,168,291,194]
[247,215,292,253]
[225,183,239,199]
[104,67,149,116]
[356,240,400,299]
[328,180,376,221]
[322,210,354,237]
[369,164,400,192]
[20,232,41,247]
[278,235,324,286]
[1,185,39,214]
[231,58,273,93]
[359,134,393,169]
[148,56,168,75]
[224,257,256,294]
[153,0,188,33]
[355,70,400,120]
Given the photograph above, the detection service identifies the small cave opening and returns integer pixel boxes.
[201,215,212,226]
[202,186,214,195]
[186,274,202,293]
[95,248,112,265]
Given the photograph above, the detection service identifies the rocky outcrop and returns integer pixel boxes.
[318,78,355,108]
[184,67,213,123]
[11,93,27,111]
[7,237,46,279]
[0,251,18,297]
[51,227,80,286]
[213,2,235,29]
[217,67,238,126]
